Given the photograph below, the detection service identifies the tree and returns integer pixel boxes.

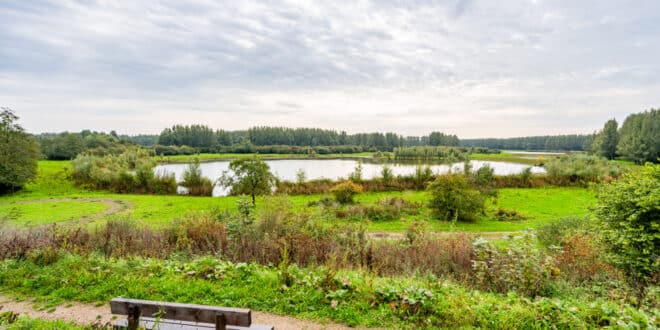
[591,119,618,159]
[617,109,659,164]
[594,164,659,306]
[218,156,277,205]
[0,108,40,194]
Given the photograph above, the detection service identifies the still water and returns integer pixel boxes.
[154,159,545,196]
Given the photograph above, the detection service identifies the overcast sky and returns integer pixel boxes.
[1,1,659,138]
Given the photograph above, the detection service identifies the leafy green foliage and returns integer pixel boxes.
[595,163,660,303]
[0,108,40,194]
[180,158,213,196]
[0,255,656,329]
[348,161,363,183]
[472,232,558,297]
[544,154,620,183]
[380,164,393,183]
[617,109,659,164]
[71,148,176,194]
[219,156,277,205]
[427,173,485,222]
[330,181,363,204]
[393,146,470,161]
[591,119,619,159]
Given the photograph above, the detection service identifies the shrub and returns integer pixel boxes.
[555,233,617,283]
[348,161,363,183]
[544,154,620,184]
[380,165,393,184]
[427,174,485,222]
[71,148,176,194]
[330,181,363,204]
[536,216,591,247]
[181,158,214,196]
[412,165,434,188]
[493,208,527,221]
[472,232,557,297]
[594,163,659,306]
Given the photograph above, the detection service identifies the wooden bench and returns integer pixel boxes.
[110,298,274,330]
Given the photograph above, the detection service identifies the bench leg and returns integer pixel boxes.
[127,305,140,330]
[215,313,226,330]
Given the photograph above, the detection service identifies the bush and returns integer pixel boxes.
[493,208,527,221]
[545,154,620,184]
[472,232,558,297]
[330,181,363,204]
[594,163,660,306]
[71,148,176,194]
[536,216,591,247]
[427,174,485,222]
[180,158,214,196]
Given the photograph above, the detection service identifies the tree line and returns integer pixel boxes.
[37,130,135,160]
[590,109,659,164]
[156,125,460,152]
[460,134,591,151]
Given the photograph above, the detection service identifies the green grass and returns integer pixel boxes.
[0,255,655,329]
[0,315,85,330]
[469,152,548,165]
[0,200,108,226]
[1,161,596,232]
[157,152,373,163]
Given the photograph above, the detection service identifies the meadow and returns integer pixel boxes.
[0,160,595,232]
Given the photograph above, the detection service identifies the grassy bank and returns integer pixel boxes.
[0,255,655,329]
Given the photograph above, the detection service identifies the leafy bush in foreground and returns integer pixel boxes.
[595,163,660,306]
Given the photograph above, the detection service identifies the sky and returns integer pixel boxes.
[1,1,659,138]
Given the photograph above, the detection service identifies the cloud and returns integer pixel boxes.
[0,0,659,137]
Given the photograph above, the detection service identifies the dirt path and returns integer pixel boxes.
[0,295,360,330]
[0,198,130,224]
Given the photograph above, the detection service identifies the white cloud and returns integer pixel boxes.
[0,0,659,137]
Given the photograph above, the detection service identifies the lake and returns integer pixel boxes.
[154,159,545,196]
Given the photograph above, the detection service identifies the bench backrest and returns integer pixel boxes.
[110,298,252,327]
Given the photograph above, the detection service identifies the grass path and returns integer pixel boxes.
[0,198,130,227]
[0,294,358,330]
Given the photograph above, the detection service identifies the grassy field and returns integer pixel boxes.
[0,161,596,232]
[0,200,108,227]
[469,152,557,165]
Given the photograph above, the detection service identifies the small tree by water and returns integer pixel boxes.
[218,156,277,206]
[181,158,214,196]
